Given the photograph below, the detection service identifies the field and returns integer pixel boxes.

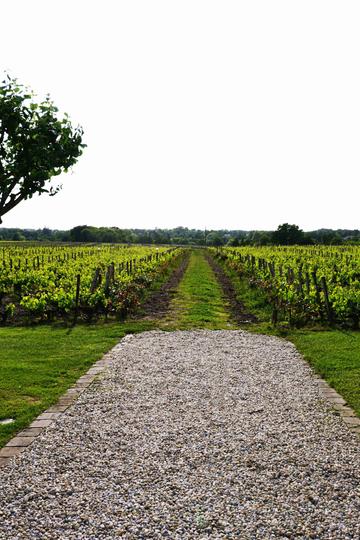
[0,243,182,323]
[213,245,360,328]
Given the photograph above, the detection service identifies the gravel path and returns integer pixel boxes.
[0,330,359,539]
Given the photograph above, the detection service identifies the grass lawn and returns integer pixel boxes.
[288,330,360,416]
[162,249,235,330]
[0,320,155,448]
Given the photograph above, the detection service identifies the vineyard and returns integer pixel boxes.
[0,243,182,323]
[212,245,360,328]
[2,242,360,329]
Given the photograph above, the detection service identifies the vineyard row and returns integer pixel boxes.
[212,246,360,328]
[0,244,183,323]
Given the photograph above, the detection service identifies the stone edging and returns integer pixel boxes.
[1,337,359,469]
[314,376,360,438]
[0,347,118,470]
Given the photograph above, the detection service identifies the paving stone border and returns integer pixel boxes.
[0,334,359,471]
[314,376,360,437]
[0,345,119,470]
[295,351,360,439]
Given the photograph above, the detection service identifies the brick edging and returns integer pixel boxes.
[0,349,117,469]
[314,375,360,439]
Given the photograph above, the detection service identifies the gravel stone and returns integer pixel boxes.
[0,330,359,539]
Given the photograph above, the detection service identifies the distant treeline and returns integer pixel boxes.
[0,224,359,246]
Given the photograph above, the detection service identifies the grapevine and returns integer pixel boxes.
[212,246,360,328]
[0,243,183,323]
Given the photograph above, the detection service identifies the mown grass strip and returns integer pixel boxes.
[0,320,155,448]
[162,249,235,330]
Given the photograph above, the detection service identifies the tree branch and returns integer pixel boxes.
[0,191,25,219]
[0,124,5,146]
[0,175,20,207]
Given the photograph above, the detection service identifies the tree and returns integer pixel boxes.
[206,232,224,246]
[272,223,305,245]
[0,75,85,223]
[11,230,25,241]
[227,236,240,247]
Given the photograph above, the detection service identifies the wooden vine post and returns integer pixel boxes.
[73,274,81,325]
[320,276,333,323]
[311,271,323,319]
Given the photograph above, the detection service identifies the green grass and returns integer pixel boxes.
[162,249,235,330]
[288,330,360,416]
[0,320,155,447]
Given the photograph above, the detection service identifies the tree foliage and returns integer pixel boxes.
[0,75,85,223]
[271,223,306,245]
[0,225,359,245]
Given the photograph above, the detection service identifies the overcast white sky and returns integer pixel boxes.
[1,1,359,231]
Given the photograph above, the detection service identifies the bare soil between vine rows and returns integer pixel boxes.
[135,251,191,320]
[205,252,258,325]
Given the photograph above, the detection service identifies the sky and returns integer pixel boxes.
[1,0,360,232]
